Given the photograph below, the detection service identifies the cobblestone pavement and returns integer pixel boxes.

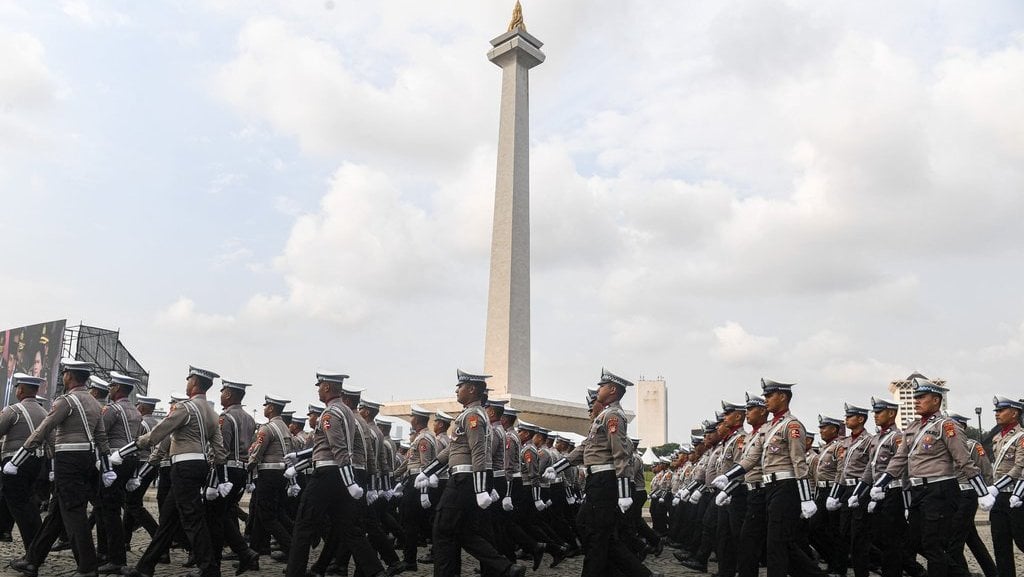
[0,499,1018,577]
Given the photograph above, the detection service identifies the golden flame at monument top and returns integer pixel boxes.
[508,0,526,32]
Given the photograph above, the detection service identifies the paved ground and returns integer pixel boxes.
[0,497,1018,577]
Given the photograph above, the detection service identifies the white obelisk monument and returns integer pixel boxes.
[483,2,545,397]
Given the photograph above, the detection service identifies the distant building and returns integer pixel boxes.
[889,372,947,429]
[637,378,668,447]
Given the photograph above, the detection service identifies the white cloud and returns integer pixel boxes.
[61,1,130,28]
[156,298,236,332]
[710,321,780,366]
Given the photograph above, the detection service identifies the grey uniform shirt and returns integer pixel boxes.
[352,416,372,471]
[136,414,160,462]
[25,387,109,454]
[220,404,256,467]
[504,428,522,476]
[489,421,505,474]
[435,401,490,471]
[249,416,293,467]
[816,437,844,484]
[136,394,226,465]
[837,431,874,485]
[395,428,435,477]
[718,427,748,476]
[963,438,993,485]
[859,426,900,487]
[310,398,356,466]
[582,400,632,477]
[522,441,543,485]
[754,412,811,479]
[883,413,980,480]
[738,425,766,484]
[0,398,48,458]
[991,424,1024,484]
[103,397,142,451]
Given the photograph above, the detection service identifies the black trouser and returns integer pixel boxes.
[123,463,158,543]
[990,491,1024,577]
[1,456,42,553]
[738,485,766,577]
[576,470,651,577]
[510,478,561,549]
[432,472,511,577]
[836,485,853,574]
[488,476,514,563]
[948,488,982,577]
[907,478,959,577]
[686,492,712,550]
[335,470,399,569]
[547,482,579,547]
[629,489,658,547]
[503,478,539,558]
[765,478,822,577]
[252,468,292,553]
[96,457,133,565]
[809,484,838,571]
[400,477,430,564]
[26,451,98,573]
[288,466,383,577]
[870,487,907,577]
[208,466,251,561]
[848,487,872,577]
[136,460,218,577]
[718,485,747,577]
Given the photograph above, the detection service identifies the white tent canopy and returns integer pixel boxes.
[641,447,659,466]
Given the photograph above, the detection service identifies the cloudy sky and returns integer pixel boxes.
[2,0,1023,439]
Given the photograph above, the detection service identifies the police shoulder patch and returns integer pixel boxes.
[525,451,533,463]
[102,406,108,414]
[788,421,801,439]
[943,421,956,438]
[322,412,331,430]
[977,444,986,456]
[419,440,428,452]
[219,416,225,427]
[608,417,619,434]
[469,415,479,429]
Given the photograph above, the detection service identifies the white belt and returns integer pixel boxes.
[1000,486,1014,493]
[588,464,614,474]
[171,453,206,464]
[763,471,795,483]
[523,480,533,486]
[908,475,954,487]
[450,464,474,474]
[959,483,973,491]
[843,479,858,486]
[314,460,337,469]
[257,463,286,470]
[353,464,366,470]
[408,467,421,474]
[493,470,506,478]
[160,460,171,467]
[746,482,764,491]
[55,442,93,452]
[889,480,903,489]
[512,472,523,478]
[226,460,244,469]
[816,481,833,488]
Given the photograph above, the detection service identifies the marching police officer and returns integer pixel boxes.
[212,380,260,574]
[119,366,231,577]
[984,396,1024,577]
[9,359,112,577]
[830,403,873,577]
[416,370,526,577]
[123,396,161,548]
[394,404,437,572]
[947,412,996,577]
[0,373,48,554]
[853,398,904,577]
[249,395,295,561]
[863,379,993,577]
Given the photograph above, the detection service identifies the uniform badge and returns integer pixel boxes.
[469,415,479,429]
[506,438,512,449]
[922,435,934,450]
[256,431,265,445]
[788,422,801,439]
[943,421,956,438]
[219,417,224,427]
[525,451,533,463]
[420,440,429,453]
[977,444,986,456]
[322,413,331,430]
[102,406,109,414]
[608,417,619,434]
[736,437,745,450]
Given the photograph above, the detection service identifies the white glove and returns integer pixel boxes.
[567,495,576,505]
[826,497,841,511]
[126,477,142,492]
[428,474,439,488]
[285,452,298,466]
[870,486,886,501]
[245,482,256,493]
[287,483,301,498]
[867,501,877,513]
[534,499,547,511]
[1011,496,1023,508]
[987,485,1000,498]
[393,485,403,498]
[502,496,514,511]
[688,491,701,504]
[153,474,159,487]
[715,491,731,506]
[618,497,633,513]
[679,488,691,501]
[109,451,124,467]
[490,489,500,503]
[367,490,379,504]
[347,483,364,500]
[672,497,681,506]
[711,474,729,490]
[542,467,557,483]
[2,462,17,476]
[217,482,233,498]
[284,466,298,480]
[420,493,432,509]
[847,495,860,509]
[545,499,552,508]
[800,500,818,519]
[476,492,493,509]
[48,470,55,481]
[414,472,429,489]
[205,486,219,500]
[384,489,395,501]
[102,470,117,488]
[904,509,909,519]
[979,493,996,512]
